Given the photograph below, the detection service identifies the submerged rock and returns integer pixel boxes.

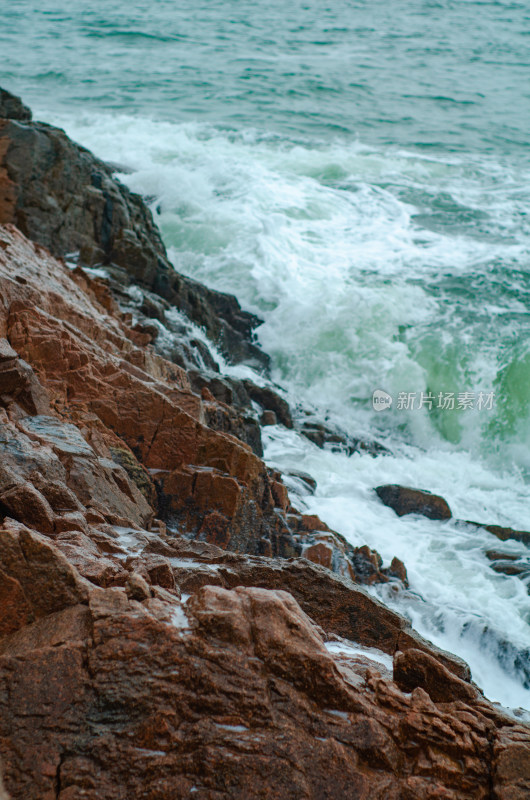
[467,521,530,546]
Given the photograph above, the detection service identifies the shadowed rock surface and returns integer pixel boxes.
[0,89,31,122]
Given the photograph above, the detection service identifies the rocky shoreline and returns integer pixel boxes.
[0,88,528,799]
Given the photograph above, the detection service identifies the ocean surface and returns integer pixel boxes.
[2,0,530,711]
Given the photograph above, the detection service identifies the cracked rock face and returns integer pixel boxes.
[0,521,529,800]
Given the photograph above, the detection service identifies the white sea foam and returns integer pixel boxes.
[324,641,393,672]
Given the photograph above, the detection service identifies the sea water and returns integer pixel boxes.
[2,0,530,710]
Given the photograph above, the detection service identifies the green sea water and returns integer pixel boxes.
[3,0,530,152]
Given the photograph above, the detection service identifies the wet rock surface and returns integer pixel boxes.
[0,220,399,584]
[468,521,530,546]
[0,90,528,798]
[301,418,388,457]
[0,518,528,799]
[0,89,31,122]
[375,484,453,521]
[0,105,267,370]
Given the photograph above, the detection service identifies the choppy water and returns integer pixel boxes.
[2,0,530,710]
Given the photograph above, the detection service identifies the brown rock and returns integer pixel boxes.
[37,480,82,514]
[393,648,478,703]
[484,524,530,545]
[54,512,91,535]
[54,532,128,588]
[0,604,91,658]
[165,545,469,680]
[0,520,88,622]
[493,725,530,800]
[304,541,334,569]
[260,409,277,426]
[0,570,31,636]
[0,568,519,800]
[384,556,409,587]
[197,510,231,548]
[190,585,353,705]
[465,520,530,546]
[129,553,176,592]
[0,482,55,533]
[375,484,452,521]
[489,560,529,577]
[0,351,50,415]
[485,550,520,562]
[125,572,151,602]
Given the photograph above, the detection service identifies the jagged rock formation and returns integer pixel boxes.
[1,514,529,799]
[0,90,528,798]
[0,91,398,584]
[0,90,266,371]
[0,223,395,583]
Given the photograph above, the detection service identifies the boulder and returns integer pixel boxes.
[0,520,88,628]
[375,484,452,520]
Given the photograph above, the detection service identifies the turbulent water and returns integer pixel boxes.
[3,0,530,710]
